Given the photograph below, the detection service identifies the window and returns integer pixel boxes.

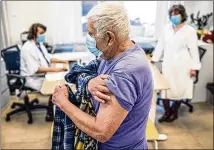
[81,1,121,35]
[81,1,101,35]
[81,1,157,38]
[124,1,157,38]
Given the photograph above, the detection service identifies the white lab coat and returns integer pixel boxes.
[20,40,51,91]
[152,24,201,100]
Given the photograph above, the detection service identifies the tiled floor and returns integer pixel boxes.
[1,95,213,149]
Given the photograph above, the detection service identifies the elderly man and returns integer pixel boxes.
[52,2,153,149]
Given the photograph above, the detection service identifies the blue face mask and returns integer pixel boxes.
[170,15,181,26]
[86,34,103,57]
[37,34,45,43]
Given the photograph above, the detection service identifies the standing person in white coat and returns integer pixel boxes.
[152,5,201,122]
[21,23,68,121]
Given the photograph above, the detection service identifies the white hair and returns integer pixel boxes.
[87,2,130,41]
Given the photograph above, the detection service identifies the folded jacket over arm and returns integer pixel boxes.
[52,59,100,150]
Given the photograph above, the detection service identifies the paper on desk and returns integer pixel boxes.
[55,63,64,68]
[45,72,67,81]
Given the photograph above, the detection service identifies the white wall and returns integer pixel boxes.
[191,1,213,102]
[6,1,54,44]
[5,1,83,45]
[193,1,213,30]
[193,1,213,15]
[184,1,213,29]
[184,1,195,17]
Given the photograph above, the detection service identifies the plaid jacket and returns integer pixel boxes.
[52,59,100,150]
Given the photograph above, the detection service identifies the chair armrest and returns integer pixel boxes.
[6,73,26,91]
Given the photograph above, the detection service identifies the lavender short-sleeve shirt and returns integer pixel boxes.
[92,44,153,149]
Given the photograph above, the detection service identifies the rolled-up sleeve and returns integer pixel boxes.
[105,72,137,112]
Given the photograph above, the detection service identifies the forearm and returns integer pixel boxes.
[37,67,56,73]
[62,101,104,141]
[51,58,67,63]
[152,38,164,62]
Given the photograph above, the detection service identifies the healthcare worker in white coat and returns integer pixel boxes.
[21,23,68,121]
[152,4,201,122]
[21,23,68,91]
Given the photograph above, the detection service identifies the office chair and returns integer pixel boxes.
[1,45,49,124]
[181,46,207,112]
[20,31,29,45]
[133,41,154,55]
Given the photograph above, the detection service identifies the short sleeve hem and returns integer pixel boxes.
[105,78,134,112]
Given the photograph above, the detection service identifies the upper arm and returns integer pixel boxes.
[94,72,137,141]
[95,95,128,142]
[22,50,40,75]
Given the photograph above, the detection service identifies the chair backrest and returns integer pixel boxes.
[198,46,206,61]
[1,45,21,74]
[137,43,154,54]
[20,31,29,45]
[194,46,207,84]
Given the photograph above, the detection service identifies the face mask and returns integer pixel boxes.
[86,34,103,57]
[170,15,181,26]
[37,34,45,43]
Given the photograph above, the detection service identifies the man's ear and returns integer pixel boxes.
[106,31,115,46]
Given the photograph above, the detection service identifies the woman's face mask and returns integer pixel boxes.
[37,34,45,43]
[86,34,108,57]
[170,14,181,26]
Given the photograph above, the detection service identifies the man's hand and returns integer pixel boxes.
[88,74,111,103]
[52,85,69,110]
[190,69,197,77]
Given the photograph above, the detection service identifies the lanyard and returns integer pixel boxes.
[37,44,50,66]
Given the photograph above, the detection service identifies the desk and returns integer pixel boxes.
[147,55,170,123]
[40,63,75,95]
[41,52,91,95]
[147,55,170,141]
[51,52,91,64]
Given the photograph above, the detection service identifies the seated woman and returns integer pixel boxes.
[21,23,68,121]
[21,23,68,91]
